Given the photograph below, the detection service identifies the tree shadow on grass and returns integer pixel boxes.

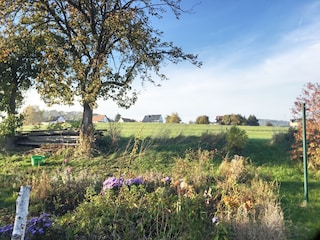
[243,138,292,166]
[98,133,227,156]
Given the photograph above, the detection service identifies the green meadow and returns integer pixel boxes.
[95,122,288,139]
[0,123,319,239]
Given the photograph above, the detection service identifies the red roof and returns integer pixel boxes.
[92,115,107,122]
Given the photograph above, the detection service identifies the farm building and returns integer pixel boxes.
[142,114,163,123]
[118,117,136,123]
[92,115,111,123]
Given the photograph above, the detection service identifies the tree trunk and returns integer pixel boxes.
[78,101,95,156]
[8,68,18,115]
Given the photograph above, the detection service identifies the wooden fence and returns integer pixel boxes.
[17,130,79,147]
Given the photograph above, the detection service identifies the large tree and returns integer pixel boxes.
[0,0,200,154]
[0,26,41,135]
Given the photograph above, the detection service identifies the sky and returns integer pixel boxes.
[23,0,320,122]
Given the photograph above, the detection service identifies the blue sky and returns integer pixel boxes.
[25,0,320,122]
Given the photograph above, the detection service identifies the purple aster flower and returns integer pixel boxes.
[103,177,124,190]
[1,213,52,238]
[125,176,144,186]
[0,224,13,236]
[163,176,171,183]
[212,217,218,225]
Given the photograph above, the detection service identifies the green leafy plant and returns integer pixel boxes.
[0,114,24,136]
[226,126,248,154]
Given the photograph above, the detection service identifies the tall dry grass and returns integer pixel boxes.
[216,156,286,240]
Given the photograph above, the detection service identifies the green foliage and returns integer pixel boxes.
[57,184,212,239]
[271,127,296,149]
[195,115,210,124]
[226,126,248,154]
[218,114,259,126]
[47,123,64,131]
[199,132,227,152]
[247,114,259,126]
[221,114,247,125]
[165,112,181,123]
[0,114,24,136]
[0,28,41,116]
[69,120,81,130]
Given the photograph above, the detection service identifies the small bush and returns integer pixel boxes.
[200,132,227,151]
[195,115,210,124]
[226,126,248,154]
[271,127,296,149]
[0,114,24,136]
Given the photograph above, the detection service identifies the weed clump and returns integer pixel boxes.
[215,156,286,240]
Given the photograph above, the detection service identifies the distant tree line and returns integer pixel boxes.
[165,113,259,126]
[216,114,259,126]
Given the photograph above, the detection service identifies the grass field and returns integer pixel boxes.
[95,122,289,139]
[1,123,320,239]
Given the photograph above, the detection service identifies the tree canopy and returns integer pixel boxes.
[0,0,201,154]
[165,112,181,123]
[0,29,40,114]
[246,115,259,126]
[195,115,209,124]
[0,22,41,135]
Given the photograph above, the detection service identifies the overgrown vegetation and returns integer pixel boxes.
[0,125,319,239]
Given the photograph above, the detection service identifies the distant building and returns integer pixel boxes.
[41,116,66,125]
[142,114,163,123]
[92,115,110,123]
[118,117,136,123]
[55,116,66,123]
[290,119,298,128]
[50,116,65,124]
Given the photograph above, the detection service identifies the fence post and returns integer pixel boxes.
[302,103,308,204]
[11,185,32,240]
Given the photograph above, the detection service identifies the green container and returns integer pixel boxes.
[31,156,45,166]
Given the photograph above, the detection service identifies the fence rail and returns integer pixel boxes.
[17,130,79,146]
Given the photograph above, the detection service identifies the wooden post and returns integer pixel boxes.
[11,185,32,240]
